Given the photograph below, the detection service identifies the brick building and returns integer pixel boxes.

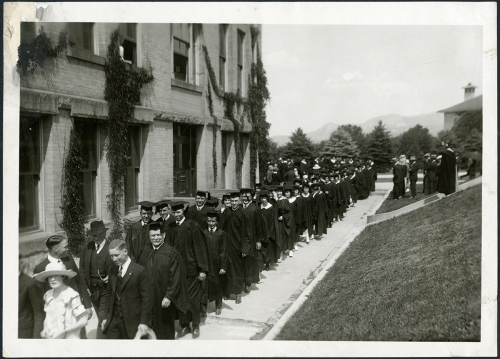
[19,22,259,256]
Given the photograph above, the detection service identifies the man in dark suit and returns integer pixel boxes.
[79,220,117,339]
[18,260,44,338]
[33,235,93,338]
[101,239,152,339]
[155,200,176,233]
[408,156,419,198]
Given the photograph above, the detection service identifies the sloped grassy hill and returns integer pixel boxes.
[277,185,481,341]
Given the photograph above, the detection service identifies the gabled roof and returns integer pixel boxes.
[438,94,482,113]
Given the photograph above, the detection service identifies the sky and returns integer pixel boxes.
[262,25,483,137]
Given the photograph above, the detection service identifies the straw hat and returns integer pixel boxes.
[33,262,77,282]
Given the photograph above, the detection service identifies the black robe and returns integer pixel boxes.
[219,207,252,295]
[241,202,267,282]
[125,219,154,262]
[300,193,315,237]
[313,191,329,235]
[437,150,457,195]
[138,243,189,340]
[276,198,295,251]
[165,219,211,304]
[202,228,228,302]
[155,215,176,235]
[186,205,209,230]
[260,203,280,264]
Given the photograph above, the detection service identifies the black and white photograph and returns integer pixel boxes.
[4,2,496,357]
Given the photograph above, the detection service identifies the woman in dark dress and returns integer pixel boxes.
[300,182,314,244]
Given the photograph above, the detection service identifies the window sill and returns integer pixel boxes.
[67,47,106,66]
[171,78,203,93]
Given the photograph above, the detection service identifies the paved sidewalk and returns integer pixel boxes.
[85,187,387,340]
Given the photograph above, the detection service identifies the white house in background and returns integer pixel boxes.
[438,83,482,131]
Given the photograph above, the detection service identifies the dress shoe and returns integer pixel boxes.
[200,310,207,318]
[244,284,251,293]
[192,327,200,339]
[215,308,222,315]
[223,295,230,300]
[177,326,191,338]
[235,295,241,304]
[265,261,270,271]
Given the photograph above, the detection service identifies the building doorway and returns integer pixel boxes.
[173,123,196,197]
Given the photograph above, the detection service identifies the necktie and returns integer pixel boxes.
[119,266,123,277]
[176,221,180,226]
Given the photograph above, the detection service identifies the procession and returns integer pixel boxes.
[21,155,378,340]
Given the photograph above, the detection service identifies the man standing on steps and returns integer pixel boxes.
[125,201,155,262]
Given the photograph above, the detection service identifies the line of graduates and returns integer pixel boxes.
[19,160,377,341]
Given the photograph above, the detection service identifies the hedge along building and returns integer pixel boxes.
[19,22,261,261]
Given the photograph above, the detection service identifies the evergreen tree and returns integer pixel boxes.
[338,124,368,156]
[281,127,315,163]
[367,120,393,172]
[396,124,436,157]
[320,128,360,158]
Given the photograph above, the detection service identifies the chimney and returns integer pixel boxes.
[462,83,476,102]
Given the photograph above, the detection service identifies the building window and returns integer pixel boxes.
[67,23,94,52]
[219,24,227,91]
[172,23,199,84]
[75,120,98,219]
[125,126,141,212]
[119,23,137,65]
[237,30,245,94]
[19,116,41,232]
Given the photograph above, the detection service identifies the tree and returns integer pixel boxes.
[320,127,360,158]
[338,124,368,157]
[396,124,436,158]
[281,127,315,163]
[266,138,279,164]
[367,120,393,172]
[451,112,482,153]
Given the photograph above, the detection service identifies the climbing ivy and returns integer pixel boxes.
[248,26,271,186]
[206,79,218,187]
[17,26,67,77]
[59,120,86,256]
[104,30,154,236]
[202,44,246,187]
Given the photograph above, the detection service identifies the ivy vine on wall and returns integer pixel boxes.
[59,120,86,256]
[202,44,245,187]
[206,79,218,187]
[17,26,67,77]
[248,26,271,186]
[104,30,154,236]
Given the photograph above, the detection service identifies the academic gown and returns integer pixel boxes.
[202,228,229,302]
[165,219,211,305]
[300,193,315,237]
[219,207,252,295]
[276,198,295,251]
[327,182,338,223]
[313,191,329,235]
[125,219,154,262]
[186,205,209,230]
[138,243,189,340]
[241,202,267,282]
[288,197,301,244]
[259,203,280,264]
[155,215,176,235]
[436,150,457,195]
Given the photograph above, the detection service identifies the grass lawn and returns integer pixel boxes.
[277,185,481,341]
[376,183,430,214]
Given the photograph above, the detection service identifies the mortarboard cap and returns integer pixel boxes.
[196,190,208,198]
[170,202,186,211]
[137,201,155,212]
[230,192,241,198]
[259,190,269,198]
[222,193,231,200]
[206,209,219,218]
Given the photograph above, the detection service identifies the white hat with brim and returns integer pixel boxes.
[33,261,77,282]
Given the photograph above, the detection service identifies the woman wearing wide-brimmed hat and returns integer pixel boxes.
[34,262,88,339]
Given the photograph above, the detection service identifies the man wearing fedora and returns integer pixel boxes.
[79,220,117,339]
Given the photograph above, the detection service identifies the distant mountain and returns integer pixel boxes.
[271,112,444,145]
[360,112,444,137]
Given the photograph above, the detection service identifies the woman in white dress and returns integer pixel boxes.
[34,262,88,339]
